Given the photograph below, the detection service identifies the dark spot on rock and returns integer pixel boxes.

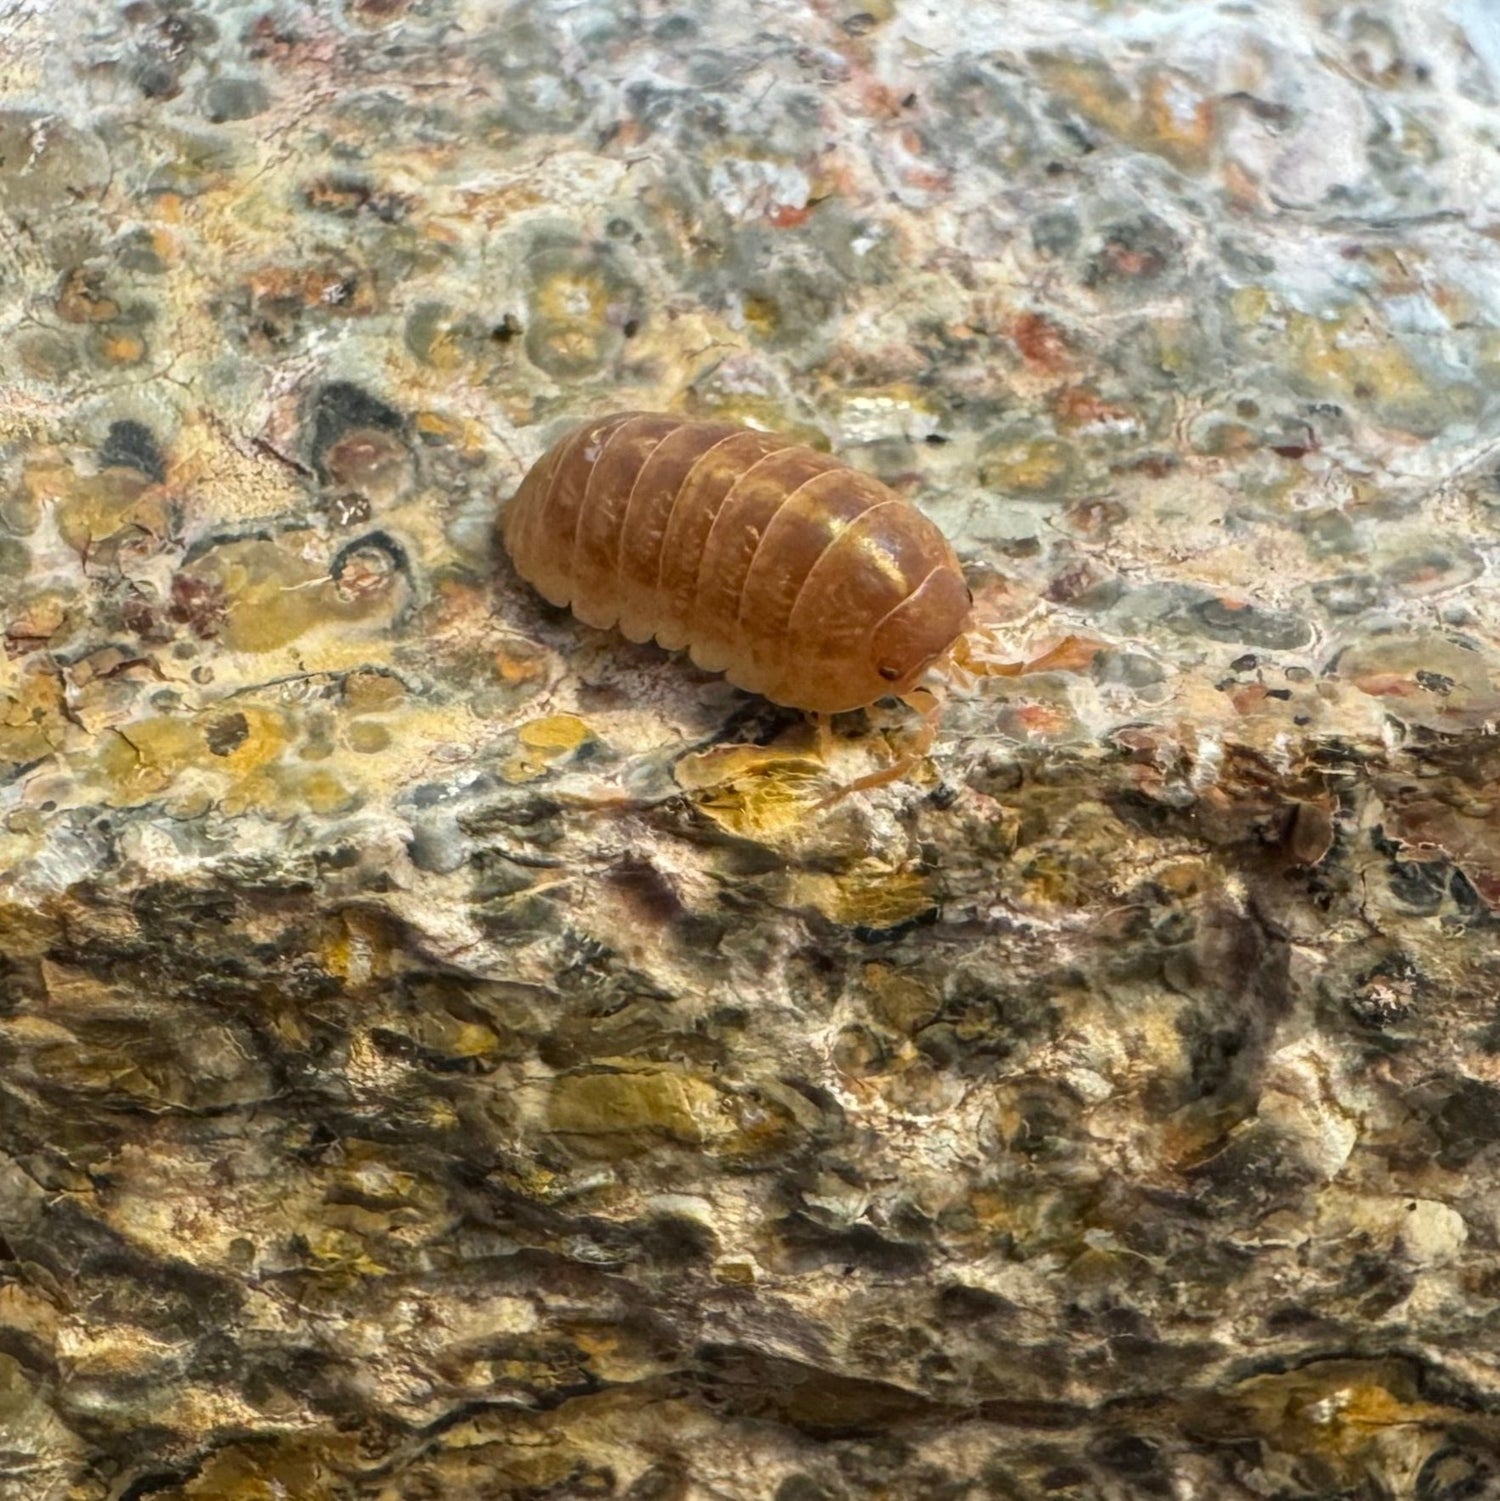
[1181,1020,1251,1102]
[56,266,119,324]
[1180,595,1312,650]
[131,52,182,99]
[157,8,218,52]
[309,383,404,481]
[636,1212,718,1264]
[627,1462,691,1501]
[1085,215,1181,286]
[318,491,372,529]
[114,228,168,275]
[204,712,250,757]
[1343,1248,1417,1318]
[1416,1445,1494,1501]
[404,819,467,876]
[491,313,523,343]
[1385,854,1449,913]
[1033,210,1081,256]
[184,1329,243,1384]
[1089,1432,1166,1480]
[699,1345,939,1438]
[303,175,408,222]
[650,14,697,41]
[1345,954,1411,1026]
[202,77,271,123]
[348,0,412,23]
[1433,1079,1500,1168]
[606,859,683,925]
[1185,1124,1315,1216]
[322,427,410,503]
[330,530,411,602]
[775,1478,836,1501]
[169,573,229,639]
[775,1213,928,1275]
[1039,1464,1091,1491]
[937,1282,1015,1323]
[98,420,166,483]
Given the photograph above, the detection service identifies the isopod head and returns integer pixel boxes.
[765,485,973,714]
[869,567,974,700]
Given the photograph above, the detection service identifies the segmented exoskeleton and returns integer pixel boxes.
[500,412,972,716]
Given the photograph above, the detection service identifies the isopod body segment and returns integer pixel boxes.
[500,413,971,714]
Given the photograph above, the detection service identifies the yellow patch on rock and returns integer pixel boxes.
[675,744,832,840]
[504,712,595,781]
[790,860,935,930]
[549,1065,721,1151]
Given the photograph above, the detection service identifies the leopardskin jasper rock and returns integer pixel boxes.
[2,2,1499,1497]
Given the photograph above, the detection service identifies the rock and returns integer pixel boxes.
[0,0,1497,1495]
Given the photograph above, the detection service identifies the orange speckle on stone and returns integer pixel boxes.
[414,411,463,441]
[1051,384,1128,430]
[1023,635,1107,675]
[1101,244,1155,278]
[1015,702,1072,736]
[98,332,147,365]
[57,268,119,324]
[494,645,547,685]
[246,266,375,316]
[1009,312,1070,374]
[1140,68,1216,170]
[902,165,952,192]
[1224,159,1262,212]
[1352,672,1417,697]
[858,81,904,118]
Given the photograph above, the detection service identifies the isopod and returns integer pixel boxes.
[500,412,972,716]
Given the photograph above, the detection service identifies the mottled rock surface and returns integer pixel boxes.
[3,1,1500,1497]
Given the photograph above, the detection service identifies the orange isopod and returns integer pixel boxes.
[500,413,972,715]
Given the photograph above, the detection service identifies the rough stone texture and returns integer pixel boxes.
[2,0,1500,1497]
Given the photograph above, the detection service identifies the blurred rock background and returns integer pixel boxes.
[2,0,1500,1496]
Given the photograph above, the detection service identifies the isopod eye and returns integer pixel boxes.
[877,664,902,681]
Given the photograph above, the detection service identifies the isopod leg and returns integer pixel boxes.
[813,692,940,809]
[812,711,835,760]
[951,627,1023,678]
